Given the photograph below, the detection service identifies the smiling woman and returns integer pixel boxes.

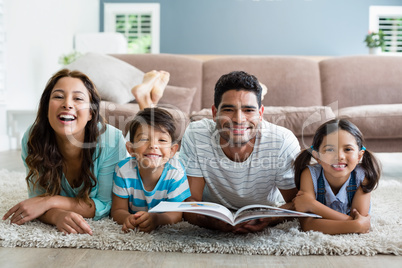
[2,69,128,235]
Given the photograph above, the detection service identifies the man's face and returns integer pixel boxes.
[212,89,264,147]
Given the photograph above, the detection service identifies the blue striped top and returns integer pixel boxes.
[113,156,191,213]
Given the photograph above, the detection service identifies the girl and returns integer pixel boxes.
[3,69,127,235]
[293,119,381,234]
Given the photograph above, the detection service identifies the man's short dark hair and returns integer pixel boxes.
[128,107,177,143]
[214,71,262,108]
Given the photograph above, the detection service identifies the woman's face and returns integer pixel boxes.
[48,77,92,143]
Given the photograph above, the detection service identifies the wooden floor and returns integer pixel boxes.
[1,150,401,268]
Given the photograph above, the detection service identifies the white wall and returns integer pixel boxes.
[2,0,99,150]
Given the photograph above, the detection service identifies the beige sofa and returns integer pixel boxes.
[99,54,402,152]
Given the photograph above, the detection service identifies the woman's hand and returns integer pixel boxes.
[52,209,93,235]
[2,196,51,225]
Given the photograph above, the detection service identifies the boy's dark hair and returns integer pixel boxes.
[128,108,177,143]
[214,71,262,108]
[293,119,381,193]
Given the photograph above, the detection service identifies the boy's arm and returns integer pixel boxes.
[111,194,131,224]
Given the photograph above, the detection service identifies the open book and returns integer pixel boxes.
[149,201,321,226]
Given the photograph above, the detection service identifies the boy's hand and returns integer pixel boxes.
[122,214,138,232]
[132,211,157,233]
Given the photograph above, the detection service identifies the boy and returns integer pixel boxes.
[111,108,191,233]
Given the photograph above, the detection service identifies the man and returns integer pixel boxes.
[179,71,300,233]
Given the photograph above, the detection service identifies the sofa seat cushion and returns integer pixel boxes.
[66,52,144,104]
[337,104,402,139]
[190,106,335,138]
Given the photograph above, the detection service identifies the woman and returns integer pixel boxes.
[2,69,127,235]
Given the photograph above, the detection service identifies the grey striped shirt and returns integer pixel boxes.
[179,119,300,210]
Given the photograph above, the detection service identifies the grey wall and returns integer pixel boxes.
[100,0,402,56]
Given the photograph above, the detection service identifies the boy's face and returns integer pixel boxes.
[126,124,178,170]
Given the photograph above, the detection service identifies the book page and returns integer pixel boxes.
[233,204,321,225]
[149,201,236,225]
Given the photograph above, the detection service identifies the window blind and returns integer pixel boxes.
[104,3,160,54]
[379,16,402,53]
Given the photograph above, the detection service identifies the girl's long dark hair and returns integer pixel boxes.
[293,119,381,193]
[25,69,106,205]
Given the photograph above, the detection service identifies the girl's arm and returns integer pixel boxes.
[294,169,371,234]
[350,178,371,216]
[299,209,370,234]
[294,168,352,221]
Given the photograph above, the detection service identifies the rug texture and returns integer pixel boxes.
[0,169,401,256]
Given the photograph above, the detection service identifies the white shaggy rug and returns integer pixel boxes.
[0,169,401,256]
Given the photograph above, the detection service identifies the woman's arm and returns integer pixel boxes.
[3,194,95,225]
[90,128,128,220]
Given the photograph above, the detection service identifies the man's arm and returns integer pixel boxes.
[183,176,234,232]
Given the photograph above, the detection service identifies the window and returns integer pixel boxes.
[370,6,402,54]
[0,0,5,103]
[104,3,160,54]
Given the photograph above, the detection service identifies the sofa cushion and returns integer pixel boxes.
[202,56,322,109]
[190,106,335,138]
[100,101,189,141]
[337,104,402,139]
[66,52,144,104]
[158,85,197,114]
[320,56,402,108]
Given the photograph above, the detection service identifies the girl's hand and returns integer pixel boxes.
[2,196,51,225]
[293,191,316,213]
[53,210,93,235]
[351,209,371,233]
[132,211,157,233]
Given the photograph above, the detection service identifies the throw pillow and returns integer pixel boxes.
[158,85,197,114]
[65,52,144,104]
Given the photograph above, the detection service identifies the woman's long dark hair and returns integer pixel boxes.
[293,119,381,193]
[25,69,106,205]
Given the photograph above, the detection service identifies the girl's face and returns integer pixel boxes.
[315,130,364,184]
[48,77,92,142]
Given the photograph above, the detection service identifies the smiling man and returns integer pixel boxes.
[179,71,300,233]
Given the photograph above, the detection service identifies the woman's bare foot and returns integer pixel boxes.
[131,70,160,110]
[151,71,170,104]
